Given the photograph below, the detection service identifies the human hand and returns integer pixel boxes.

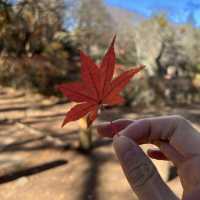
[97,116,200,200]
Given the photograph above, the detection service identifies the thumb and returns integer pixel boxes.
[113,135,178,200]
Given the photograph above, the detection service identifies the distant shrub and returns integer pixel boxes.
[0,53,79,95]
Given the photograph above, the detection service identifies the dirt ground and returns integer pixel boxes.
[0,86,199,200]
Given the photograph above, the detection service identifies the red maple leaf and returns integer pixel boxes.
[57,36,145,127]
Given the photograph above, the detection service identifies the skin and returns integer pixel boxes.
[97,115,200,200]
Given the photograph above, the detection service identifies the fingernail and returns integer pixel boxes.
[97,122,114,138]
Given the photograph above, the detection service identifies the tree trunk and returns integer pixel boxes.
[156,42,166,76]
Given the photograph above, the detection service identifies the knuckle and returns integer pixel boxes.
[126,158,156,188]
[172,115,185,122]
[173,115,191,129]
[172,115,191,129]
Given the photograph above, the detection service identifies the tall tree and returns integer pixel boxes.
[0,0,66,56]
[135,14,178,76]
[75,0,115,55]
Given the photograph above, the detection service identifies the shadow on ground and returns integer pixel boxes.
[0,159,68,184]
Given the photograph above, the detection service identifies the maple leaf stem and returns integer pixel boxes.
[110,120,118,137]
[100,105,117,136]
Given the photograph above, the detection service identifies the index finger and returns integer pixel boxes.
[119,115,200,156]
[97,119,133,138]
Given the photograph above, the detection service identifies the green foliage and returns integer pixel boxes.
[196,64,200,72]
[122,73,156,107]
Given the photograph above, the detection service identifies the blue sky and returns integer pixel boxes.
[8,0,200,27]
[105,0,200,26]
